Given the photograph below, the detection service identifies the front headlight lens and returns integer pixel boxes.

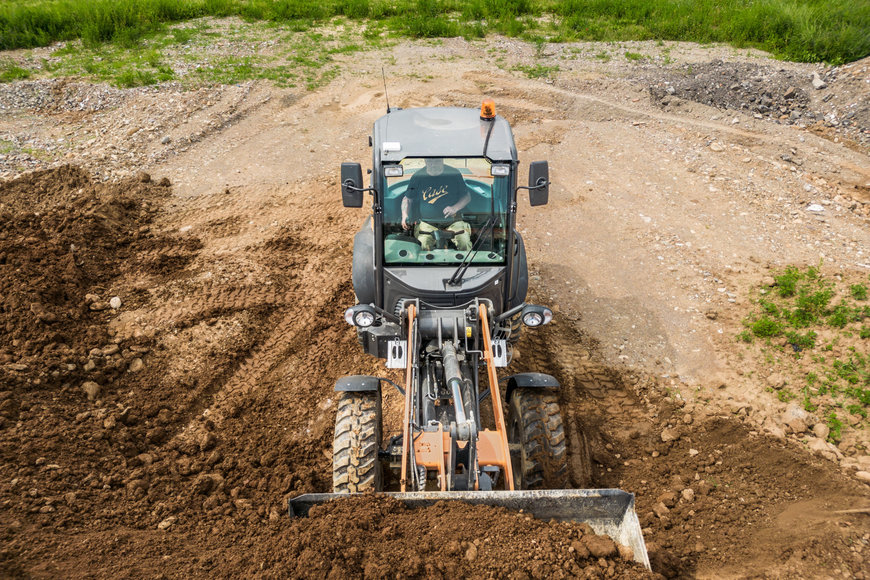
[521,305,553,327]
[353,310,375,327]
[523,312,543,327]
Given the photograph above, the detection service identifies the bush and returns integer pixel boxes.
[785,330,816,349]
[851,283,868,301]
[751,317,782,338]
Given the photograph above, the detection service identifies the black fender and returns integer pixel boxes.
[334,375,380,392]
[505,372,559,402]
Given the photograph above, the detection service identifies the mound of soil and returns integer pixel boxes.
[0,165,170,393]
[268,495,651,579]
[649,60,812,123]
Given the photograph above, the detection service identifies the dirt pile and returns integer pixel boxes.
[271,495,650,579]
[0,165,170,394]
[647,59,869,148]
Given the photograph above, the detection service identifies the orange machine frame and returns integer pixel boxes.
[400,304,514,492]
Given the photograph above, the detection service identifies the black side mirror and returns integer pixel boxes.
[528,161,549,206]
[340,162,364,208]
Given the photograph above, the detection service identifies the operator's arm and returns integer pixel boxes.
[443,188,471,218]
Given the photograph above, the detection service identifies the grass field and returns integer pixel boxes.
[1,0,868,65]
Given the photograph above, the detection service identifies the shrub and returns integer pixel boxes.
[751,317,782,338]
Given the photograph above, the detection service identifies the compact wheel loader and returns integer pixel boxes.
[289,101,649,569]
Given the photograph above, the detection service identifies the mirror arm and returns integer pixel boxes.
[515,179,549,193]
[343,181,378,194]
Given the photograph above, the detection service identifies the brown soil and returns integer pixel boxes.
[1,36,869,580]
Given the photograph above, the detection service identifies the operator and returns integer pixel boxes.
[401,158,473,252]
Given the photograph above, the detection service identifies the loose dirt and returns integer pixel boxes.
[1,32,869,579]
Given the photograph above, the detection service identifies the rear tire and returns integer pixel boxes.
[333,391,382,493]
[508,389,568,490]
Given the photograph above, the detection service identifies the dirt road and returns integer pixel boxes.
[1,34,869,578]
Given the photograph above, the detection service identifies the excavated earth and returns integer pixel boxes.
[1,34,869,579]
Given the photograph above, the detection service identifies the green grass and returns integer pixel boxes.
[513,63,559,79]
[1,0,867,64]
[0,60,31,82]
[741,266,870,442]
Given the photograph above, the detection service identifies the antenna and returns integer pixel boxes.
[382,67,390,113]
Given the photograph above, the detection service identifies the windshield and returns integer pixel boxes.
[383,157,509,266]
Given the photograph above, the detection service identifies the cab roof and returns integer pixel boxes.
[373,107,517,163]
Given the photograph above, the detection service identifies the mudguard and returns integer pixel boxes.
[505,372,559,402]
[334,375,380,392]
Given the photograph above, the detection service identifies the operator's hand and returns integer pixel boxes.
[443,205,457,218]
[402,216,411,230]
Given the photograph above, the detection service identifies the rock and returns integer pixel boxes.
[128,358,144,373]
[137,171,151,183]
[766,373,786,388]
[233,498,252,510]
[83,360,96,372]
[465,543,478,562]
[571,540,589,559]
[84,293,100,305]
[269,507,281,521]
[89,301,109,311]
[617,544,634,561]
[109,296,122,309]
[682,413,693,425]
[206,449,223,466]
[81,381,101,401]
[126,479,149,495]
[161,135,171,144]
[766,425,786,440]
[192,473,223,495]
[811,72,827,90]
[784,86,796,99]
[688,448,700,457]
[583,535,617,558]
[681,488,695,502]
[709,142,724,152]
[784,416,807,434]
[146,426,167,444]
[158,177,171,187]
[660,427,680,443]
[652,502,670,518]
[855,472,870,485]
[657,491,677,508]
[807,437,841,461]
[762,276,776,287]
[103,415,116,429]
[157,516,176,531]
[806,204,824,212]
[102,344,119,356]
[200,432,217,452]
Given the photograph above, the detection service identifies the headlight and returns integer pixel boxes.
[384,165,404,177]
[354,310,375,327]
[521,305,553,327]
[345,305,377,327]
[491,164,510,176]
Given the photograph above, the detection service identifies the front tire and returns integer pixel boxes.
[332,391,382,493]
[508,389,569,489]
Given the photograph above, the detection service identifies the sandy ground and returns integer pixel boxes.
[1,34,869,578]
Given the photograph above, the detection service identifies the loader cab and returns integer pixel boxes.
[341,104,549,358]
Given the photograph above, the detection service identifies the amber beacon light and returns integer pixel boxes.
[480,99,496,120]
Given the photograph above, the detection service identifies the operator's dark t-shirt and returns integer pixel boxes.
[405,166,467,223]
